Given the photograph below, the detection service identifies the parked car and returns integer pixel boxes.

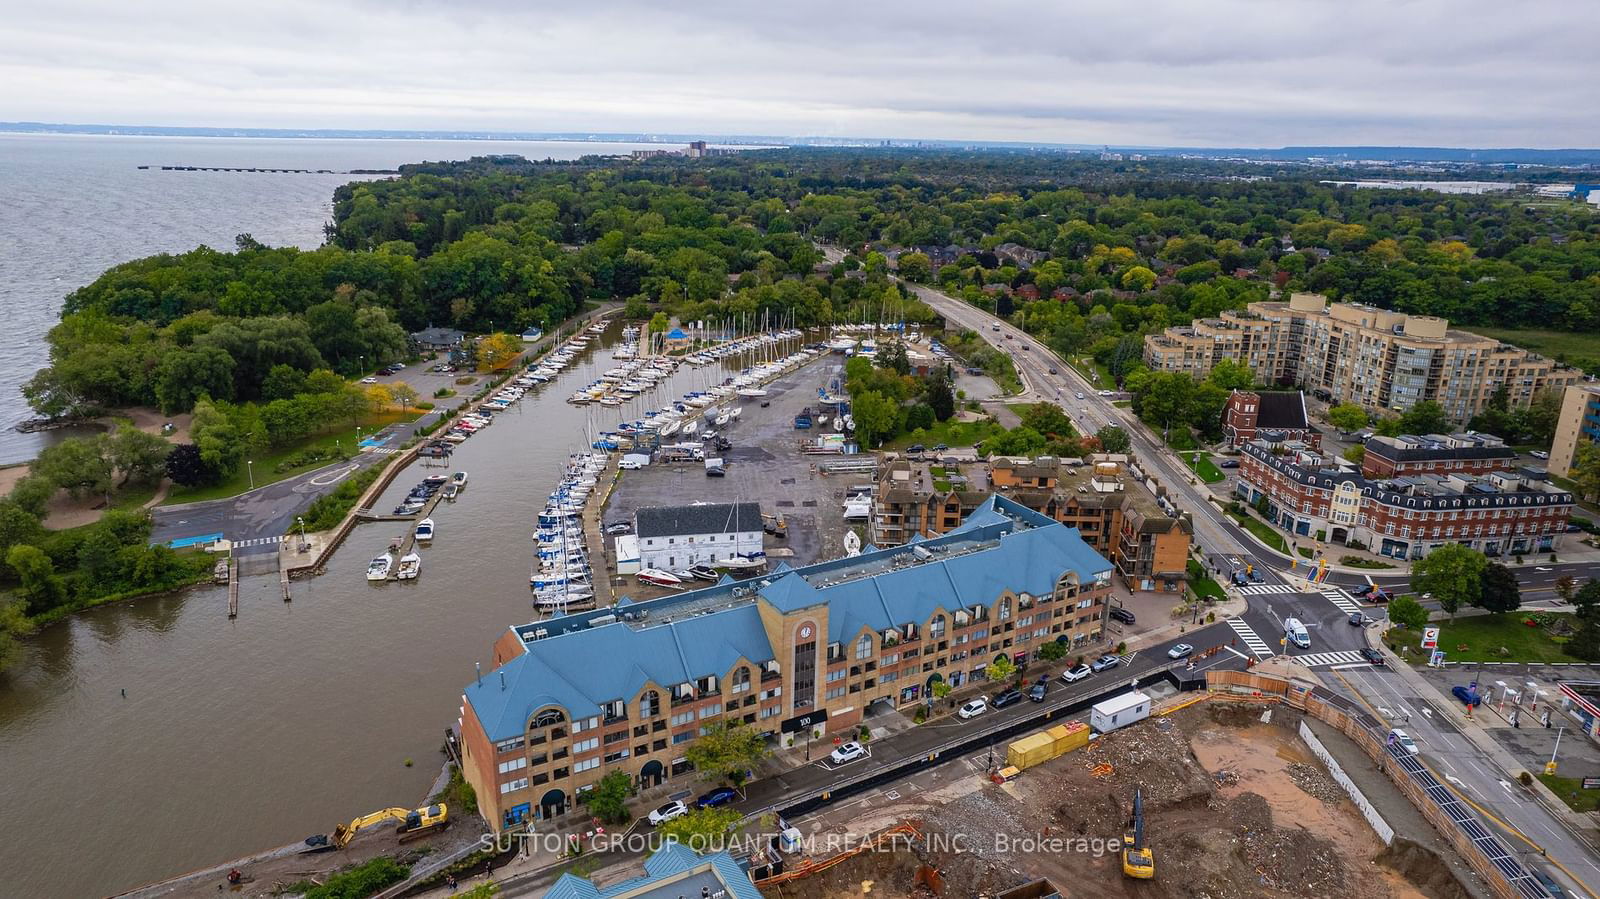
[1530,450,1549,460]
[605,523,631,535]
[361,376,378,384]
[992,689,1024,709]
[829,741,868,764]
[1091,654,1121,672]
[1219,459,1240,468]
[1167,643,1194,660]
[648,800,688,825]
[1451,685,1482,708]
[1109,606,1136,625]
[932,443,949,452]
[907,444,925,454]
[1061,664,1092,683]
[696,787,739,809]
[1532,869,1567,898]
[1028,682,1048,702]
[958,698,989,719]
[1097,389,1114,396]
[1358,647,1386,666]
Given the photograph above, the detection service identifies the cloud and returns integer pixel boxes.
[0,0,1593,146]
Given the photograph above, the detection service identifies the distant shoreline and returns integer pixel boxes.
[0,125,790,148]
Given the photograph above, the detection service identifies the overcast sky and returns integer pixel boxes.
[1,0,1593,147]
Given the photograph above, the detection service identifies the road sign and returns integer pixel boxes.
[1421,627,1440,650]
[1429,650,1446,667]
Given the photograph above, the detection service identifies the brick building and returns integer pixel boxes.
[460,496,1114,831]
[1222,390,1320,449]
[1236,440,1571,561]
[873,455,1191,592]
[1360,432,1517,479]
[1550,383,1600,478]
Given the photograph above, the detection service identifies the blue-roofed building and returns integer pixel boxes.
[662,326,692,352]
[541,842,762,899]
[462,495,1114,831]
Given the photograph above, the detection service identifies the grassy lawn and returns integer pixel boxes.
[1228,510,1289,552]
[1298,547,1315,559]
[1186,559,1226,601]
[1182,452,1225,483]
[885,418,1007,453]
[1112,400,1131,408]
[1466,327,1600,366]
[1538,773,1600,813]
[1069,356,1115,389]
[165,409,421,505]
[1387,614,1584,665]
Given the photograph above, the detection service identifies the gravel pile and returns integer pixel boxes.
[1286,762,1345,804]
[1229,793,1347,895]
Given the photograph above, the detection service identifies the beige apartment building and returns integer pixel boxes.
[1550,383,1600,478]
[1144,294,1578,422]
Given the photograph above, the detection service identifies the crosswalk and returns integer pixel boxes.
[1227,618,1273,658]
[366,446,401,455]
[1290,650,1371,669]
[1320,589,1364,616]
[231,536,283,548]
[1239,583,1295,595]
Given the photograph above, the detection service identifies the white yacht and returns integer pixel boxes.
[366,552,394,581]
[396,552,421,580]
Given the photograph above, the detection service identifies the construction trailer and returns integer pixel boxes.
[1090,690,1151,735]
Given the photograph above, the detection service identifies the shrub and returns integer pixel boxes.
[415,401,434,411]
[433,388,456,399]
[300,857,410,899]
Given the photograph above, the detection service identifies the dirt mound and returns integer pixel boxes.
[1157,792,1350,899]
[1377,838,1477,899]
[1286,761,1346,804]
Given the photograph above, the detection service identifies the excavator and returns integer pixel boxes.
[311,803,449,851]
[1121,789,1155,879]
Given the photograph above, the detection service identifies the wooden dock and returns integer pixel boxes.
[580,456,619,607]
[382,489,449,579]
[226,559,239,618]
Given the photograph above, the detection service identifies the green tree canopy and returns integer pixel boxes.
[1410,543,1487,620]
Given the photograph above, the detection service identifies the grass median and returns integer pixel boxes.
[1387,613,1583,665]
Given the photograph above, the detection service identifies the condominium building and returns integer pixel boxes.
[460,496,1114,831]
[872,455,1191,592]
[1550,383,1600,478]
[1144,294,1578,421]
[1236,440,1572,561]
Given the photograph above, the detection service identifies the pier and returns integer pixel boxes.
[226,558,239,618]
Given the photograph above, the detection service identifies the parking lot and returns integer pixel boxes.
[602,353,860,571]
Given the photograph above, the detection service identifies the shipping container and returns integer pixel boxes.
[1046,721,1089,755]
[1006,732,1057,771]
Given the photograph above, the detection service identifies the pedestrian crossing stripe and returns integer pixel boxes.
[1239,583,1295,595]
[366,446,400,455]
[230,536,284,548]
[1319,589,1364,615]
[1227,618,1273,658]
[1291,650,1370,668]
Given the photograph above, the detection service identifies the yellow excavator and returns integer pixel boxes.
[1122,789,1155,879]
[329,803,449,849]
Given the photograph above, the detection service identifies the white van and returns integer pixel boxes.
[1284,617,1310,650]
[619,454,650,470]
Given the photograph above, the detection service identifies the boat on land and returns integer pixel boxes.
[396,552,421,580]
[415,518,435,543]
[636,568,682,587]
[714,553,767,573]
[366,553,394,582]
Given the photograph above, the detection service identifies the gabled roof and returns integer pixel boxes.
[1253,391,1309,430]
[635,502,762,539]
[541,843,762,899]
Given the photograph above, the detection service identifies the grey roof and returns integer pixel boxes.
[411,326,464,345]
[635,502,762,538]
[1253,391,1310,430]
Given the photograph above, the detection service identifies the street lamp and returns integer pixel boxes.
[246,459,254,489]
[297,516,308,552]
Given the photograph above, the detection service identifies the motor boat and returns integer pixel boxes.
[415,518,435,543]
[688,564,720,581]
[451,471,468,488]
[396,551,421,580]
[636,568,682,587]
[715,553,767,572]
[366,553,394,581]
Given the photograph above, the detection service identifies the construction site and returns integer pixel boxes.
[760,695,1488,899]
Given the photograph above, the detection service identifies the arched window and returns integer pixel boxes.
[531,709,565,729]
[732,667,751,693]
[929,615,946,640]
[855,634,873,659]
[638,690,660,718]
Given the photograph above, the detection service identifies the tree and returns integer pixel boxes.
[684,721,769,787]
[986,655,1017,684]
[1342,445,1366,464]
[896,252,931,282]
[107,424,171,484]
[1398,401,1450,436]
[1387,595,1429,631]
[1120,265,1157,291]
[658,807,741,851]
[164,443,212,487]
[877,340,910,375]
[1556,575,1577,605]
[476,333,522,371]
[388,382,420,414]
[365,383,394,412]
[153,345,236,413]
[1327,403,1369,433]
[1206,358,1255,391]
[8,475,56,518]
[0,595,36,673]
[850,390,901,448]
[1410,543,1486,620]
[1569,443,1600,503]
[1569,580,1600,661]
[1038,640,1068,662]
[34,436,114,502]
[1478,562,1522,615]
[1095,425,1131,454]
[7,544,67,615]
[261,364,308,401]
[582,770,634,825]
[924,370,955,421]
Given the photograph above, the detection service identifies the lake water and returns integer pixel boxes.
[0,133,711,897]
[0,133,670,465]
